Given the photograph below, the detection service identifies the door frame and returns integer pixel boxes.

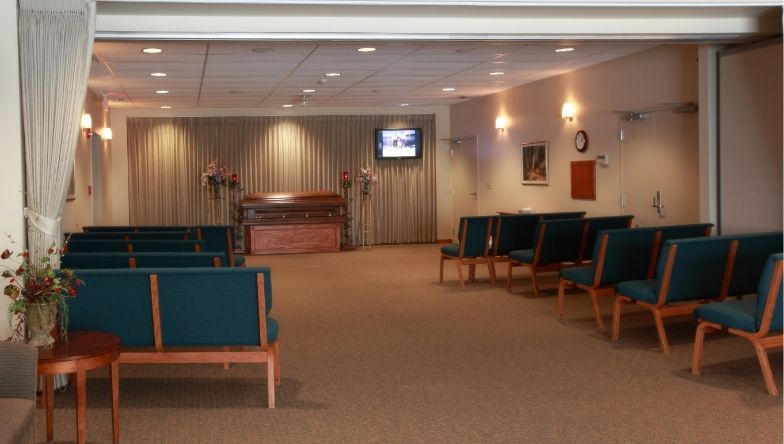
[450,134,479,241]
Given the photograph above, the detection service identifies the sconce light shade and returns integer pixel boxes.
[100,128,113,140]
[495,116,506,131]
[561,102,576,121]
[80,113,92,129]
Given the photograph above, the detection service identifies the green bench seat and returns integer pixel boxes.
[62,252,228,268]
[66,231,191,240]
[65,239,205,253]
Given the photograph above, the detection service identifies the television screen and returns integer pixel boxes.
[375,128,422,159]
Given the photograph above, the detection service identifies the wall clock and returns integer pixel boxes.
[575,130,588,152]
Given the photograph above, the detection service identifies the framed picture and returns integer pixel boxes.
[521,141,548,185]
[66,162,76,201]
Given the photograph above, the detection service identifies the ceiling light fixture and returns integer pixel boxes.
[357,47,376,53]
[282,104,294,108]
[400,103,409,107]
[303,89,316,93]
[325,72,341,77]
[490,72,505,76]
[442,87,455,92]
[555,47,575,53]
[150,72,167,77]
[160,105,172,109]
[142,47,162,54]
[155,90,169,94]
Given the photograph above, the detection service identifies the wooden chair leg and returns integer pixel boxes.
[455,260,465,286]
[652,309,671,354]
[588,289,604,329]
[267,353,276,408]
[439,256,445,283]
[752,340,779,395]
[611,296,633,341]
[691,321,713,375]
[468,264,476,282]
[529,267,540,298]
[487,259,496,284]
[556,279,567,318]
[272,341,281,385]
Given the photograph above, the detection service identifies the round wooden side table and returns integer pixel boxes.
[37,331,121,444]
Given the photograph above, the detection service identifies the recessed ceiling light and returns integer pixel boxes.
[490,72,505,76]
[555,47,575,53]
[142,47,162,54]
[442,87,456,92]
[160,106,172,109]
[155,90,169,94]
[150,72,167,77]
[400,103,409,107]
[492,61,507,64]
[357,47,376,53]
[282,104,293,108]
[325,72,341,77]
[303,89,316,93]
[251,47,274,53]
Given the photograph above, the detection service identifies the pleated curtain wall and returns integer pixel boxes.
[127,114,437,244]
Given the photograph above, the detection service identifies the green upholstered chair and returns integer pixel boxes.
[440,216,494,286]
[611,232,783,354]
[558,223,712,329]
[489,214,541,280]
[578,215,634,261]
[691,253,783,395]
[506,218,586,297]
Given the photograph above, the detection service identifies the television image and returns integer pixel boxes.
[375,128,422,159]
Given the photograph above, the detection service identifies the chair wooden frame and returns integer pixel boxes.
[507,223,584,298]
[611,241,738,354]
[117,272,280,408]
[557,234,614,328]
[439,218,495,286]
[691,257,783,395]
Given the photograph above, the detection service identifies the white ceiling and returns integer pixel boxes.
[90,40,657,109]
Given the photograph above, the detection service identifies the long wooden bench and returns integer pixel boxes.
[62,252,228,269]
[611,232,783,353]
[67,267,280,407]
[506,215,634,296]
[557,223,713,328]
[66,231,191,240]
[64,239,205,253]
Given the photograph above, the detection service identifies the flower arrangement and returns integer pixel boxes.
[201,159,231,188]
[355,167,378,195]
[2,239,82,343]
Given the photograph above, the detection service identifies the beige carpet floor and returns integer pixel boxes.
[37,244,783,443]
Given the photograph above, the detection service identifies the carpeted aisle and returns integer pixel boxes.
[37,244,783,443]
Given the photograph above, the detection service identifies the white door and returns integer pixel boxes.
[451,135,479,239]
[620,108,700,227]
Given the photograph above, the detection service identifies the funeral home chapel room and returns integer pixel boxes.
[0,1,782,443]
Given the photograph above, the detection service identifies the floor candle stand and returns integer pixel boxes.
[358,192,377,249]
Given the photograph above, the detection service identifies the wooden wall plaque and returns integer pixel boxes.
[571,160,596,200]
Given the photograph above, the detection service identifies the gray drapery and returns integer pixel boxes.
[18,0,95,262]
[127,114,436,244]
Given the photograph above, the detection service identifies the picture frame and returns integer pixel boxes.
[66,162,76,201]
[521,141,549,185]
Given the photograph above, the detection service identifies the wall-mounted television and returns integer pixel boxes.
[375,128,422,159]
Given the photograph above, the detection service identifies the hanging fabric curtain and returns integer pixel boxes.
[17,0,95,264]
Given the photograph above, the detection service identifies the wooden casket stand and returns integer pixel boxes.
[240,191,348,254]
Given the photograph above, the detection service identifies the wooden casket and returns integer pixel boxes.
[240,191,348,254]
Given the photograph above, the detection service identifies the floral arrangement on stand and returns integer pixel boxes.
[2,239,82,346]
[355,167,378,195]
[201,159,234,199]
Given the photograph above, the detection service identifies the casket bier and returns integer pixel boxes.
[240,191,347,254]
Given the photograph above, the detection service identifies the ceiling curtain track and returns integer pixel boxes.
[127,114,437,244]
[17,0,95,264]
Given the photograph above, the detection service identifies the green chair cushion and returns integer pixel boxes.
[266,317,279,343]
[509,249,534,264]
[756,253,783,331]
[560,265,594,285]
[440,244,460,257]
[694,299,757,332]
[616,279,659,304]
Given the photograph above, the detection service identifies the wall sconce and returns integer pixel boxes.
[100,128,113,140]
[495,116,506,132]
[80,113,93,137]
[561,102,576,121]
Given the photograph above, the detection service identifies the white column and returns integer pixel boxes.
[698,45,720,228]
[0,1,25,339]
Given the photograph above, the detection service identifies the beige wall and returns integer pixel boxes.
[107,106,453,239]
[0,0,23,339]
[62,90,108,233]
[718,40,783,234]
[450,45,700,228]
